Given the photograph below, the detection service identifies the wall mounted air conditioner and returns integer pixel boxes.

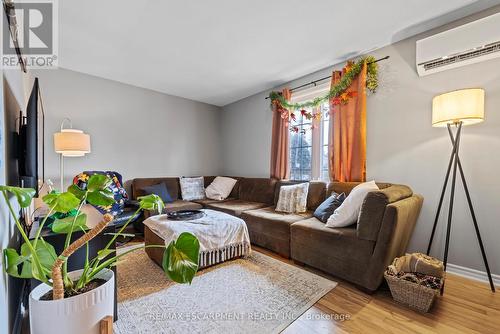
[416,12,500,76]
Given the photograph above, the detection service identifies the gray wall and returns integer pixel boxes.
[220,7,500,275]
[32,68,223,188]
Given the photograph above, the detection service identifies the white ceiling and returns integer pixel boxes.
[58,0,500,106]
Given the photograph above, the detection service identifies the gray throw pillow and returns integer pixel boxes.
[313,192,346,223]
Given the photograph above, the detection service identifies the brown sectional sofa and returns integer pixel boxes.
[290,182,423,292]
[241,180,326,257]
[131,176,423,292]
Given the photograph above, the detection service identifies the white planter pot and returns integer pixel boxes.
[29,268,115,334]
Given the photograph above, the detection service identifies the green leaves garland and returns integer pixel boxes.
[269,56,379,111]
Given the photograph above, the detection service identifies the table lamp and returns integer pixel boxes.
[426,88,495,293]
[53,118,91,191]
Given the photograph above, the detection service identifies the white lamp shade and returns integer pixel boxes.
[432,88,485,127]
[54,129,91,157]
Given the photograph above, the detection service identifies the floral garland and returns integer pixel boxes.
[270,56,379,133]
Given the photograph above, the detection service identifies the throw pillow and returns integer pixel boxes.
[313,192,346,223]
[205,176,237,201]
[179,176,205,201]
[142,182,174,203]
[326,180,379,228]
[275,182,309,213]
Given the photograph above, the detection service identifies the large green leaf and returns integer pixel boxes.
[67,184,86,200]
[51,213,88,234]
[0,186,35,208]
[87,189,115,207]
[138,194,164,214]
[162,232,199,284]
[21,240,57,279]
[3,248,31,278]
[4,240,57,280]
[87,174,112,192]
[43,192,81,213]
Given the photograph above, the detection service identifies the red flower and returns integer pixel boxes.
[300,109,307,116]
[290,113,296,122]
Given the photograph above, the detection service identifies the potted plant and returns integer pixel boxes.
[1,175,200,334]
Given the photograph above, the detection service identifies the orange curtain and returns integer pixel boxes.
[270,88,292,179]
[328,63,367,182]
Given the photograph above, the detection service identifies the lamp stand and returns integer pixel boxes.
[60,153,64,191]
[427,121,495,293]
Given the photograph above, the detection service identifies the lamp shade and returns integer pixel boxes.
[432,88,485,127]
[53,129,91,157]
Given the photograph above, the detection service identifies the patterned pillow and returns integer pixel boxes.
[73,171,128,216]
[179,176,205,201]
[275,182,309,213]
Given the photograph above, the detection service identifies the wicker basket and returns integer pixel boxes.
[384,271,443,313]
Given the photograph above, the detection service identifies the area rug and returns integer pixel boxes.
[113,247,336,334]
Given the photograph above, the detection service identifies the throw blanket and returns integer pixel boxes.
[386,253,444,290]
[144,209,251,268]
[390,253,444,278]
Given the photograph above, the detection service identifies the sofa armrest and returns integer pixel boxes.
[362,194,424,291]
[357,184,413,241]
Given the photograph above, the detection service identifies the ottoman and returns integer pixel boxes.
[143,209,251,268]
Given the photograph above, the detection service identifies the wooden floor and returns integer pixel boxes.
[253,246,500,334]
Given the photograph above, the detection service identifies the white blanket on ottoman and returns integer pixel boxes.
[144,209,251,268]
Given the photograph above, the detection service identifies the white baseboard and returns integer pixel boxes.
[446,263,500,287]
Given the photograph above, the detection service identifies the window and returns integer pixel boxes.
[289,109,313,180]
[289,84,331,181]
[320,102,330,181]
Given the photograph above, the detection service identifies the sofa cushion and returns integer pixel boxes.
[205,199,267,216]
[191,197,236,207]
[290,217,375,285]
[274,181,327,211]
[241,207,313,258]
[327,181,391,197]
[132,177,180,200]
[238,178,277,205]
[163,200,203,213]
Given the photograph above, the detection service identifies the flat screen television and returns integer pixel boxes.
[18,78,43,195]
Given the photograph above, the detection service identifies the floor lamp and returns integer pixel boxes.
[53,118,91,191]
[426,88,495,293]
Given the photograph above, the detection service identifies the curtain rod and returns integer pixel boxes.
[264,55,389,99]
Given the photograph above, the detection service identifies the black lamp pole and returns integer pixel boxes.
[426,121,496,293]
